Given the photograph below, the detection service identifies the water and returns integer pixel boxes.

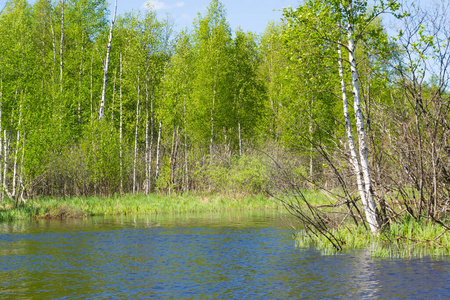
[0,211,449,299]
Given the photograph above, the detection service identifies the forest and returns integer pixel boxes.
[0,0,449,240]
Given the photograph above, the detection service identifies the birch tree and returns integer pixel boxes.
[231,28,265,155]
[191,0,233,155]
[99,0,117,119]
[283,0,401,233]
[161,30,194,192]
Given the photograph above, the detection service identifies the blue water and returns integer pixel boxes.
[0,212,449,299]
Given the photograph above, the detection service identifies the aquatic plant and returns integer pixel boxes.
[295,216,450,258]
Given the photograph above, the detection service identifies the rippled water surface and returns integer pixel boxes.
[0,211,449,299]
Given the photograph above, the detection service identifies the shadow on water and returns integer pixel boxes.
[0,211,449,299]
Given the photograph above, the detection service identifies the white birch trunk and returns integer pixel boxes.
[338,46,368,216]
[149,88,155,192]
[111,68,117,122]
[170,126,179,195]
[183,96,188,192]
[12,101,21,199]
[12,130,19,199]
[145,73,150,194]
[18,133,25,204]
[49,10,57,83]
[3,130,8,198]
[309,97,314,178]
[155,121,162,180]
[0,74,2,201]
[169,127,176,195]
[59,0,64,94]
[119,54,123,194]
[133,77,140,194]
[90,56,93,120]
[78,41,84,125]
[210,88,215,157]
[346,4,380,233]
[238,120,242,156]
[99,0,117,120]
[210,60,218,158]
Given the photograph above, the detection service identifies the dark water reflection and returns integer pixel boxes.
[0,211,449,299]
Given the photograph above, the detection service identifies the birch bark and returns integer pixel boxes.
[183,96,188,192]
[99,0,117,119]
[12,98,22,200]
[119,53,123,194]
[59,0,64,94]
[338,45,372,229]
[0,71,2,201]
[145,72,150,194]
[155,120,162,180]
[133,77,140,193]
[346,1,380,232]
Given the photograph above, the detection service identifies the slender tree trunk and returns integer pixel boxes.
[90,56,93,120]
[155,120,162,180]
[0,72,2,202]
[3,130,8,198]
[169,95,178,193]
[171,126,179,195]
[12,98,22,201]
[309,97,314,178]
[59,0,64,94]
[12,129,20,202]
[111,68,117,122]
[210,69,217,158]
[149,86,155,191]
[183,95,188,192]
[169,127,176,195]
[209,62,218,192]
[238,120,242,156]
[99,0,117,120]
[18,133,25,204]
[145,72,150,194]
[414,111,424,218]
[133,76,140,194]
[78,39,84,125]
[346,8,380,233]
[49,10,57,83]
[119,53,123,194]
[338,45,368,229]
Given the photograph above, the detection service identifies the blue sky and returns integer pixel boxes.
[112,0,300,34]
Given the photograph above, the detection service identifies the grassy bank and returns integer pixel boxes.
[295,217,450,258]
[0,193,283,222]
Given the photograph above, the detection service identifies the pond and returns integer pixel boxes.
[0,211,449,299]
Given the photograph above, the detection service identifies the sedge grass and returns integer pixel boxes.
[295,218,450,258]
[0,193,282,222]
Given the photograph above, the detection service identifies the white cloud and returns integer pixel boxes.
[144,0,168,10]
[143,1,184,11]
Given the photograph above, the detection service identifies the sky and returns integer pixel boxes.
[111,0,301,34]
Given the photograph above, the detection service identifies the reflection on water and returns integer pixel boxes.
[0,211,449,299]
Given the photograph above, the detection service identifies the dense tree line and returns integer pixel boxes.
[0,0,449,228]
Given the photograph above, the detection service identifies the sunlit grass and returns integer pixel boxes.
[295,217,450,258]
[0,193,282,222]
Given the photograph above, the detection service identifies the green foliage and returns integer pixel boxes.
[155,156,172,193]
[0,0,447,249]
[229,155,268,194]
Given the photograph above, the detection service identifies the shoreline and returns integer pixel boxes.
[0,193,283,222]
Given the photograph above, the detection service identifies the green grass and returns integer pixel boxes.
[0,193,283,222]
[295,217,450,258]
